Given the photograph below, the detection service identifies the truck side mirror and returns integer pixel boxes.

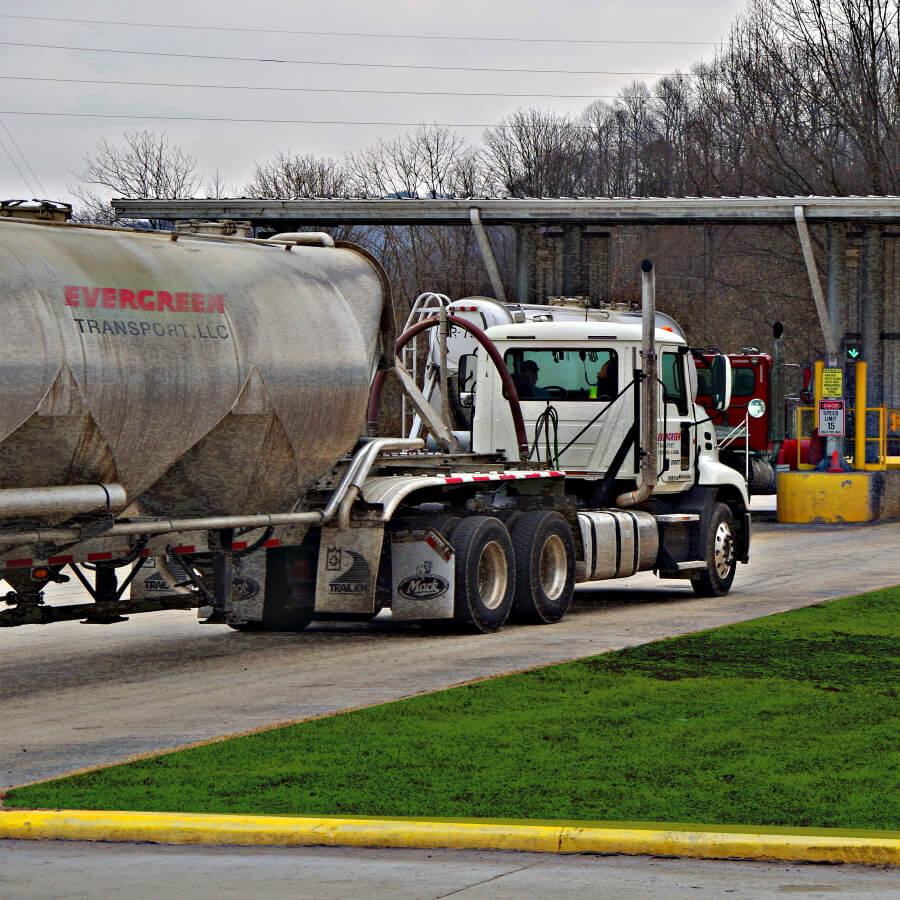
[709,354,732,411]
[458,354,477,392]
[457,354,477,407]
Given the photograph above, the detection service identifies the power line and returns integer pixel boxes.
[0,118,48,196]
[0,110,612,129]
[0,129,35,196]
[0,13,719,46]
[0,41,683,78]
[0,74,625,101]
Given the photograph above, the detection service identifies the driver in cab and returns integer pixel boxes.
[515,359,550,399]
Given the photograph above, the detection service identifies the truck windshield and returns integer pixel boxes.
[697,362,756,399]
[504,348,617,401]
[731,368,756,397]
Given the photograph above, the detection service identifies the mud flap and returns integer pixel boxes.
[314,525,383,614]
[227,548,268,624]
[391,528,455,620]
[129,555,193,601]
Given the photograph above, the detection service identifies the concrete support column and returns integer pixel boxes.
[562,225,585,298]
[514,225,536,304]
[860,226,884,407]
[826,224,846,350]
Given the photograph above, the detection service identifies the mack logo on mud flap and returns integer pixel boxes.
[398,561,449,601]
[233,576,260,601]
[326,547,371,594]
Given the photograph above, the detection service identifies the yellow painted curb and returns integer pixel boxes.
[0,810,561,853]
[3,810,900,866]
[561,825,900,866]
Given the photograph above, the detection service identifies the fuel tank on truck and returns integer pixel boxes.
[0,219,390,521]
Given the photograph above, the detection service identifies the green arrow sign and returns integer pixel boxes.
[847,347,861,360]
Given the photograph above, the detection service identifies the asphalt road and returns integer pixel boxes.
[3,840,900,899]
[3,512,900,790]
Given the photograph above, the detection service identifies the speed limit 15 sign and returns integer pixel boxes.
[818,399,845,436]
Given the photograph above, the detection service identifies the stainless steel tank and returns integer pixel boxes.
[0,219,389,520]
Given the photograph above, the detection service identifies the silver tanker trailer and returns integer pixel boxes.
[0,215,749,632]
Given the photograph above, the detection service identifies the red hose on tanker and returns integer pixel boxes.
[366,315,529,460]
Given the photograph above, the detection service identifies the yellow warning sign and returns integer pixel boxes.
[822,368,843,398]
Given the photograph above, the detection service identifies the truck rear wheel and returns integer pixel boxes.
[510,511,575,623]
[691,502,737,597]
[450,516,515,633]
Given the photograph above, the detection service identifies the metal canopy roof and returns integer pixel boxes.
[111,196,900,225]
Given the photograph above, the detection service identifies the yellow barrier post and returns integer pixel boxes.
[813,360,824,430]
[855,361,866,468]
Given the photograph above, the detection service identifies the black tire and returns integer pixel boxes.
[691,502,738,597]
[449,516,515,633]
[510,511,575,624]
[237,544,317,632]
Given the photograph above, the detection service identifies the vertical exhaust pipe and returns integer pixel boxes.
[617,260,658,507]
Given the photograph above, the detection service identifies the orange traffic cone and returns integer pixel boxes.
[827,450,842,472]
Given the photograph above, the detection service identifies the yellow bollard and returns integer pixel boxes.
[855,361,866,468]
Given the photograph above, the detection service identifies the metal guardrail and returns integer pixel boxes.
[793,404,898,470]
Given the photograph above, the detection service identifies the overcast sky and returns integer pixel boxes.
[0,0,750,205]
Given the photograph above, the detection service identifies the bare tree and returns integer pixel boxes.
[70,131,201,225]
[244,152,347,198]
[344,124,471,198]
[482,109,591,197]
[708,0,900,195]
[204,169,230,199]
[342,125,501,306]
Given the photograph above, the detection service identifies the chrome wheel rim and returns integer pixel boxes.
[713,521,735,579]
[477,540,508,610]
[539,534,568,600]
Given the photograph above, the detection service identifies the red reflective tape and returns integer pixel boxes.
[425,535,437,549]
[445,477,465,484]
[498,474,516,480]
[87,552,112,562]
[5,558,32,568]
[549,471,564,477]
[524,473,542,479]
[171,546,194,555]
[264,539,280,548]
[48,555,74,565]
[231,541,248,550]
[472,475,491,482]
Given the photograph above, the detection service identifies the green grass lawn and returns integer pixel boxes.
[6,588,900,830]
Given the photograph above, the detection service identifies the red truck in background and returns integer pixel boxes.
[695,324,811,494]
[697,350,778,493]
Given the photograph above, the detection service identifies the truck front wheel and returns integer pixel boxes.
[691,502,737,597]
[510,511,575,623]
[450,516,515,633]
